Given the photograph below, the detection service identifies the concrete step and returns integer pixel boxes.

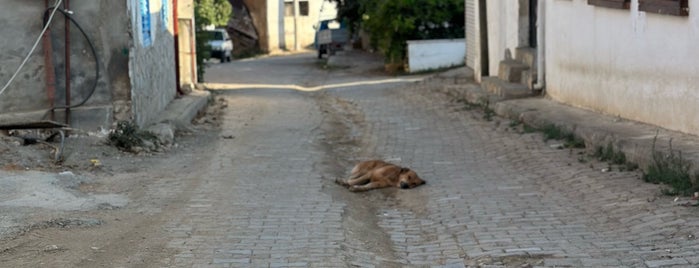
[521,69,538,89]
[498,60,529,83]
[442,84,502,105]
[481,76,535,100]
[516,47,537,70]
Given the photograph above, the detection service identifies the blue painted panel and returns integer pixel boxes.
[140,0,152,46]
[161,0,169,31]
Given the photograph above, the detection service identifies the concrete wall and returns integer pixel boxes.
[0,0,131,130]
[128,0,177,127]
[465,0,485,81]
[267,0,286,51]
[178,0,197,87]
[407,39,466,73]
[0,2,53,113]
[545,0,699,135]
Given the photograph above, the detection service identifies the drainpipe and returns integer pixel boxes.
[173,0,183,95]
[43,0,56,121]
[64,0,71,125]
[533,0,545,91]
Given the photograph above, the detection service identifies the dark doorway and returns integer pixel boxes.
[479,0,489,76]
[529,0,538,48]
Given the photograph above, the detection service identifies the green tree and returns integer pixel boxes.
[195,0,233,27]
[195,0,232,81]
[331,0,464,67]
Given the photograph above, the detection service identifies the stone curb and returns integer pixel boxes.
[443,84,699,176]
[146,90,212,144]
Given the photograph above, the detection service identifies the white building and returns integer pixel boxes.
[465,0,699,136]
[265,0,337,52]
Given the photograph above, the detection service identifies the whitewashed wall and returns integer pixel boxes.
[407,39,466,73]
[283,0,337,49]
[485,1,523,76]
[546,0,699,135]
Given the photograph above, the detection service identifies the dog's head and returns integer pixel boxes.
[398,168,426,189]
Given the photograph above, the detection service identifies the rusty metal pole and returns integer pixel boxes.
[64,0,71,125]
[43,0,56,121]
[173,0,183,95]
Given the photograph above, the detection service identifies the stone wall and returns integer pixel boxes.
[178,0,197,86]
[127,0,177,127]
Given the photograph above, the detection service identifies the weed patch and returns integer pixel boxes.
[593,143,638,171]
[108,121,159,153]
[481,100,495,121]
[523,124,538,133]
[454,98,480,111]
[452,96,495,121]
[595,143,626,165]
[643,137,699,196]
[536,124,585,149]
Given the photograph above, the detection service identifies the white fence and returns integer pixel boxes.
[406,39,466,73]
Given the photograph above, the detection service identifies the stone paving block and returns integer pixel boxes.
[158,64,699,267]
[544,258,583,267]
[645,258,689,267]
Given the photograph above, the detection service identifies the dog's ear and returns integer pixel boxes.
[400,167,410,173]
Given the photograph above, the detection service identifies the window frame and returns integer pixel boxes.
[299,1,310,16]
[284,1,310,17]
[587,0,631,10]
[284,1,294,17]
[638,0,689,16]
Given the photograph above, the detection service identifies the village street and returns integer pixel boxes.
[2,52,699,267]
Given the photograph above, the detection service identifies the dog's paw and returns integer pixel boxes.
[335,178,349,187]
[348,186,363,192]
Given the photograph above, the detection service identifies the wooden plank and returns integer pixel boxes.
[0,120,67,130]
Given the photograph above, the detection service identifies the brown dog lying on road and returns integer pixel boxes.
[335,160,426,192]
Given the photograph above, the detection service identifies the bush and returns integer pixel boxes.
[333,0,464,67]
[108,121,158,152]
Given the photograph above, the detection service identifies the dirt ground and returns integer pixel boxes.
[0,97,228,267]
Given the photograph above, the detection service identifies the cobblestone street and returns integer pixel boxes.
[157,53,699,267]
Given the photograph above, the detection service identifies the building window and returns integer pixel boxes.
[299,1,309,16]
[284,1,294,16]
[639,0,689,16]
[587,0,630,10]
[284,1,310,17]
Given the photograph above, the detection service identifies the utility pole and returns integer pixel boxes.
[293,0,300,51]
